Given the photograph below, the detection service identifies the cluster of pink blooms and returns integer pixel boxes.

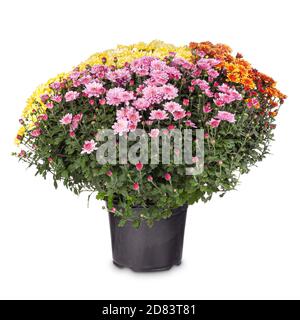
[213,83,242,107]
[34,53,243,157]
[106,87,135,106]
[197,57,220,70]
[191,79,214,97]
[107,68,132,85]
[110,58,186,133]
[141,84,178,103]
[216,111,236,123]
[163,102,186,121]
[83,81,106,98]
[60,113,83,136]
[130,57,181,80]
[112,106,141,135]
[208,111,236,128]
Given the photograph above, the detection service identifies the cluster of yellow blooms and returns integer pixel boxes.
[16,41,191,144]
[80,40,192,69]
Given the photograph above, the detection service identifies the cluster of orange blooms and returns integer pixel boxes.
[189,42,287,106]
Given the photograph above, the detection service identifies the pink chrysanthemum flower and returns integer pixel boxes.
[127,111,140,123]
[207,69,219,78]
[149,110,169,121]
[18,150,26,158]
[148,128,160,138]
[121,91,135,105]
[69,71,81,80]
[161,84,178,100]
[214,85,242,105]
[150,59,167,71]
[165,66,182,79]
[213,98,225,107]
[112,119,129,135]
[106,87,126,106]
[90,64,108,76]
[192,79,210,91]
[51,95,62,103]
[173,110,186,121]
[79,75,92,86]
[81,139,97,154]
[83,81,106,98]
[149,69,169,85]
[117,107,140,122]
[185,120,197,128]
[70,113,83,131]
[183,99,189,106]
[203,103,212,113]
[215,111,236,123]
[107,68,132,84]
[130,56,153,76]
[197,58,220,70]
[65,91,80,102]
[46,102,54,109]
[204,88,214,98]
[208,118,221,128]
[60,113,73,125]
[163,101,182,114]
[142,86,163,104]
[72,113,83,123]
[40,94,49,103]
[114,106,140,134]
[49,82,62,90]
[38,114,48,121]
[132,98,151,110]
[31,129,42,137]
[218,83,231,93]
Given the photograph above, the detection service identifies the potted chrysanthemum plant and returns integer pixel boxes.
[14,41,286,272]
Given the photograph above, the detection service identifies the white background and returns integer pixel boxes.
[0,0,299,300]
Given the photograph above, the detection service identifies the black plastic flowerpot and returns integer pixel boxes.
[108,204,188,272]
